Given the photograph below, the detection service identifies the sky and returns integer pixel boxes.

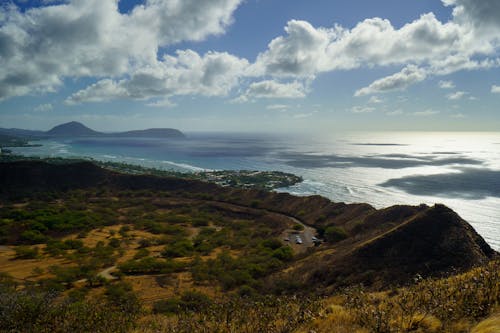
[0,0,499,133]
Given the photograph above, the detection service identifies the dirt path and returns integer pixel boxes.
[98,265,117,280]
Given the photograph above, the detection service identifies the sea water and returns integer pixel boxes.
[11,131,500,250]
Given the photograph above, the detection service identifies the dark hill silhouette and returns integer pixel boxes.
[0,160,496,291]
[46,121,101,137]
[0,121,185,139]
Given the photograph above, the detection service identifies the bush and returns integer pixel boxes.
[272,246,294,261]
[14,246,39,259]
[191,217,209,227]
[180,290,212,312]
[105,282,141,314]
[162,239,194,258]
[20,230,47,244]
[261,239,283,250]
[108,238,121,248]
[153,291,212,315]
[324,226,348,243]
[153,298,182,314]
[133,248,150,259]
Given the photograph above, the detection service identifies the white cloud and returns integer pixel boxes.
[443,0,500,32]
[66,50,249,104]
[368,96,383,104]
[355,66,427,96]
[2,0,500,106]
[451,113,466,118]
[253,2,500,94]
[438,80,455,89]
[236,80,307,102]
[351,106,375,113]
[266,104,289,110]
[492,85,500,93]
[0,0,243,100]
[33,103,53,112]
[446,91,467,100]
[146,99,176,108]
[413,110,440,116]
[292,113,314,119]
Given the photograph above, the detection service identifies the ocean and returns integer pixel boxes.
[10,131,500,250]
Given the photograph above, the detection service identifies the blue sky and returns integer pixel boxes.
[0,0,499,132]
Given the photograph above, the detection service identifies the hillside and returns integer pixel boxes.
[108,128,185,138]
[46,121,101,137]
[0,121,185,139]
[0,159,498,332]
[0,160,495,289]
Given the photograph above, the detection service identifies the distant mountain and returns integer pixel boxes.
[0,121,185,139]
[46,121,101,137]
[0,128,46,137]
[110,128,185,138]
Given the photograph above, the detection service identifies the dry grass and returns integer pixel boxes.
[0,245,70,281]
[471,311,500,333]
[299,260,500,333]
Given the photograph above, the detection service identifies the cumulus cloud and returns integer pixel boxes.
[443,0,500,32]
[492,85,500,94]
[266,104,289,110]
[446,91,467,100]
[351,106,375,113]
[0,0,243,100]
[33,103,53,112]
[235,80,307,102]
[439,80,455,89]
[355,66,427,96]
[414,110,440,116]
[292,113,314,119]
[253,2,500,95]
[66,50,249,104]
[2,0,500,105]
[368,96,383,104]
[251,20,335,77]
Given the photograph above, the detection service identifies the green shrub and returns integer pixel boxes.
[133,248,150,259]
[261,239,283,250]
[324,226,348,243]
[153,298,182,314]
[108,238,121,248]
[162,239,194,258]
[191,217,209,227]
[180,290,212,312]
[272,246,294,261]
[14,246,39,259]
[20,230,47,244]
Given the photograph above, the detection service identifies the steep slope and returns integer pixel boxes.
[46,121,101,137]
[287,204,496,291]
